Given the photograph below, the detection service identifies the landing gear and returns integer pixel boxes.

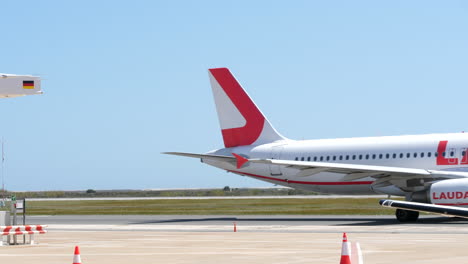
[395,209,419,222]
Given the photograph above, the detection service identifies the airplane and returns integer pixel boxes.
[0,73,42,98]
[165,67,468,222]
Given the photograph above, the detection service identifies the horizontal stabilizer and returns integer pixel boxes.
[163,152,236,163]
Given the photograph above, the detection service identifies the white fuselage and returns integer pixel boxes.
[168,68,468,220]
[205,132,468,196]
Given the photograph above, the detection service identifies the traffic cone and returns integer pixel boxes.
[340,233,352,264]
[351,242,363,264]
[73,246,82,264]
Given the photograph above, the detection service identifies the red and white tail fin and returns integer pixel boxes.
[208,68,286,148]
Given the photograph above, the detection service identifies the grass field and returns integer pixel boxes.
[23,198,399,215]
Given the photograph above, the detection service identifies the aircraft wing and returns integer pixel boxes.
[248,158,468,190]
[164,152,468,191]
[380,199,468,219]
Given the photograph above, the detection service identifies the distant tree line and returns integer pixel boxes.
[5,187,319,199]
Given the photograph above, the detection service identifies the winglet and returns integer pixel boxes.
[232,153,249,169]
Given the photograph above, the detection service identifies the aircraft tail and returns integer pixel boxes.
[208,68,286,148]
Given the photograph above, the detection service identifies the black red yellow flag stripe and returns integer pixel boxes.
[23,80,34,89]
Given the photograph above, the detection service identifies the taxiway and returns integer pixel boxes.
[2,215,467,264]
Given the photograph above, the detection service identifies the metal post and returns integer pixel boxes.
[13,203,16,226]
[12,200,16,245]
[23,199,26,244]
[23,199,26,225]
[8,201,12,245]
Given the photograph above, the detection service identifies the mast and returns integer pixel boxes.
[1,138,5,207]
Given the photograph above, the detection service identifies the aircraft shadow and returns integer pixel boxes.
[130,216,468,226]
[334,217,468,226]
[131,217,238,224]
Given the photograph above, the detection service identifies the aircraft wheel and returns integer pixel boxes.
[395,209,419,222]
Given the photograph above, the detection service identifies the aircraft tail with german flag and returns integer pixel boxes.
[0,73,42,98]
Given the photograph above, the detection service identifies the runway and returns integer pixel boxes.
[2,215,468,263]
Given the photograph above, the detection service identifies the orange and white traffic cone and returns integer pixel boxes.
[73,246,82,264]
[340,233,352,264]
[351,241,363,264]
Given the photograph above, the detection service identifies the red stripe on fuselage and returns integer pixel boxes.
[209,68,265,148]
[229,170,374,185]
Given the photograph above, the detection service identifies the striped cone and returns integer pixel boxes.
[73,246,82,264]
[340,233,352,264]
[351,242,363,264]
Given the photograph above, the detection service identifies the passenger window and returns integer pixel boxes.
[346,155,349,160]
[295,157,298,161]
[420,152,424,158]
[320,156,323,161]
[450,151,454,157]
[385,153,390,159]
[407,153,410,158]
[333,156,336,161]
[413,153,417,158]
[326,156,330,161]
[372,154,376,159]
[314,157,317,161]
[392,153,396,158]
[307,157,311,161]
[435,152,438,157]
[463,151,466,157]
[400,153,403,158]
[352,155,356,160]
[443,152,446,157]
[359,155,362,160]
[339,155,343,161]
[301,157,304,161]
[365,154,369,159]
[428,152,431,157]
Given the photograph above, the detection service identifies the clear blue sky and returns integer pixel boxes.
[1,1,467,191]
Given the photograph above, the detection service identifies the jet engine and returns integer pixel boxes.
[410,178,468,206]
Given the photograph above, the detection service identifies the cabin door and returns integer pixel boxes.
[269,146,283,176]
